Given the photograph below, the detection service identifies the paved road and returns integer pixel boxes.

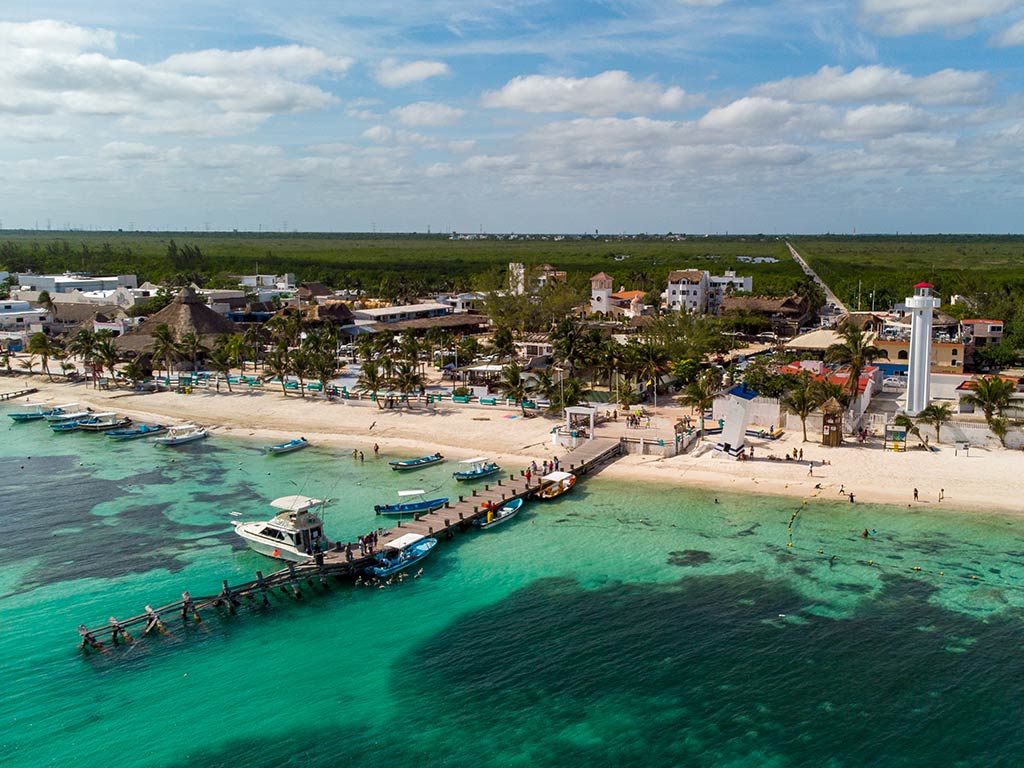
[786,241,848,316]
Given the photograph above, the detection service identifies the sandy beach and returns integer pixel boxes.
[11,376,1024,516]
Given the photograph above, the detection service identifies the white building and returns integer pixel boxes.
[0,300,49,330]
[237,273,296,291]
[590,273,614,314]
[666,270,710,313]
[353,303,452,325]
[17,273,137,294]
[666,269,752,315]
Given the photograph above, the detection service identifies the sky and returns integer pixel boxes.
[1,1,1023,234]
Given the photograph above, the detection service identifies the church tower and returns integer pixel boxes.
[590,272,613,315]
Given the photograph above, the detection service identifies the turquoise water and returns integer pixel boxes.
[2,409,1024,768]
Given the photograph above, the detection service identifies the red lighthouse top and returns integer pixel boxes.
[914,282,934,289]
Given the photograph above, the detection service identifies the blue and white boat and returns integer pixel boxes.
[265,437,310,455]
[364,533,437,577]
[9,402,78,422]
[374,489,448,516]
[107,424,168,440]
[46,408,92,423]
[473,497,524,530]
[452,456,502,482]
[154,424,209,446]
[50,418,88,432]
[78,414,132,432]
[389,452,445,471]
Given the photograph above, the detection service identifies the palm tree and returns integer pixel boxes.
[36,290,56,317]
[676,369,723,441]
[634,341,671,407]
[0,349,11,376]
[917,402,953,444]
[596,341,620,394]
[825,324,888,396]
[209,347,234,392]
[264,347,292,396]
[27,332,61,381]
[781,375,821,442]
[19,354,37,374]
[289,349,311,396]
[150,324,179,380]
[548,377,585,413]
[242,326,264,371]
[960,376,1015,423]
[495,361,529,414]
[122,355,146,389]
[489,327,516,363]
[893,413,925,448]
[357,360,387,408]
[312,351,339,396]
[94,337,119,384]
[392,360,424,407]
[177,331,207,373]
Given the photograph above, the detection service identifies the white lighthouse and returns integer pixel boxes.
[905,281,939,415]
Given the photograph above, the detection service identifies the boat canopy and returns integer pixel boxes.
[541,471,574,483]
[51,402,79,410]
[270,495,325,512]
[386,533,425,550]
[397,489,426,497]
[89,412,117,418]
[460,456,490,464]
[172,423,199,431]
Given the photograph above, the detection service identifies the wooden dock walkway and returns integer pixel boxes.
[76,437,625,652]
[0,387,38,401]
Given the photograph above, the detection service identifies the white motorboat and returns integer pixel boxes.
[233,495,330,562]
[153,424,209,446]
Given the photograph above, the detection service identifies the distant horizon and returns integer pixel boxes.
[3,229,1024,239]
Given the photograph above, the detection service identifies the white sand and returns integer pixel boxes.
[12,376,1024,515]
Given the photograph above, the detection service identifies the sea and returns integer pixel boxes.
[1,406,1023,768]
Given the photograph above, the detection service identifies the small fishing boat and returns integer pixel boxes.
[374,489,448,516]
[107,423,168,440]
[264,437,310,455]
[452,456,502,482]
[364,533,437,577]
[50,418,88,432]
[534,471,577,500]
[233,495,331,562]
[9,402,78,422]
[46,408,92,423]
[77,413,132,432]
[389,451,445,471]
[154,424,209,446]
[474,497,524,529]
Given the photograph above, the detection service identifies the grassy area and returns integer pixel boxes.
[792,236,1024,310]
[0,231,802,296]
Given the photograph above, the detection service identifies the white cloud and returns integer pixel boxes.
[860,0,1019,35]
[0,19,116,52]
[482,70,691,116]
[754,65,990,106]
[991,17,1024,45]
[0,25,348,136]
[160,45,352,78]
[824,104,933,140]
[363,125,394,143]
[376,58,450,87]
[697,97,832,138]
[392,101,465,126]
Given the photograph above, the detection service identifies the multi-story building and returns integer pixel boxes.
[666,269,752,315]
[17,273,137,294]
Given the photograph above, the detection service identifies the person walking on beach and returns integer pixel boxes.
[553,456,559,470]
[939,488,944,502]
[839,484,844,495]
[799,448,803,460]
[913,487,919,501]
[373,443,379,456]
[848,492,855,503]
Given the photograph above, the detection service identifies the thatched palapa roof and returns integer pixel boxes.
[115,287,238,353]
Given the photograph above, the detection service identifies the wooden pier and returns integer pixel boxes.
[0,387,38,401]
[76,437,625,652]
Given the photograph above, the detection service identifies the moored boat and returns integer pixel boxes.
[264,437,310,455]
[534,471,577,500]
[9,402,78,422]
[50,418,88,432]
[474,497,525,529]
[233,495,331,562]
[107,424,168,440]
[388,452,445,471]
[154,424,209,446]
[77,413,133,432]
[364,533,437,577]
[374,489,448,516]
[46,408,92,423]
[452,456,501,481]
